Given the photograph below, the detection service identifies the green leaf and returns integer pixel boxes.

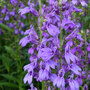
[25,23,30,27]
[0,54,10,72]
[5,46,15,56]
[5,46,19,60]
[0,23,13,32]
[11,72,18,75]
[19,87,24,90]
[0,82,18,88]
[84,16,90,21]
[0,74,19,83]
[79,86,83,90]
[0,64,5,71]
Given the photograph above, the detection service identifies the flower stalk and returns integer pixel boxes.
[39,0,45,89]
[59,0,62,69]
[58,1,62,89]
[39,0,42,41]
[18,0,88,89]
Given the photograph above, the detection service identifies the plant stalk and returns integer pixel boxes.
[58,0,62,89]
[59,0,62,70]
[39,0,45,90]
[39,0,42,41]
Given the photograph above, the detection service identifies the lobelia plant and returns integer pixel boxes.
[19,0,89,90]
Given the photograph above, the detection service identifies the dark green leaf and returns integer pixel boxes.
[0,23,13,32]
[5,46,19,60]
[0,54,10,72]
[0,82,18,88]
[0,74,19,83]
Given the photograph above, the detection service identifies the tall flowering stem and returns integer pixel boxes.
[39,0,45,90]
[59,0,62,69]
[19,0,89,90]
[84,30,88,83]
[39,0,42,41]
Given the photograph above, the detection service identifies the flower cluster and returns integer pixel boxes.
[0,0,26,35]
[19,0,89,89]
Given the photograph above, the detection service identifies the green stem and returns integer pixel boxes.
[39,0,45,90]
[58,0,63,89]
[39,0,42,41]
[60,27,62,69]
[85,2,90,84]
[42,81,45,90]
[59,0,62,70]
[84,31,88,84]
[58,0,62,89]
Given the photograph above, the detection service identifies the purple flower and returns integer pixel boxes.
[42,32,49,38]
[10,9,16,16]
[29,54,37,62]
[47,0,55,5]
[0,29,3,34]
[45,60,57,70]
[1,6,8,14]
[10,0,18,5]
[38,46,57,61]
[65,41,79,64]
[19,25,38,47]
[61,0,67,4]
[50,74,57,82]
[19,5,39,16]
[1,9,6,14]
[28,45,35,54]
[69,64,81,75]
[76,33,84,42]
[29,84,37,90]
[20,30,24,35]
[46,24,60,36]
[18,1,25,8]
[75,76,83,86]
[9,23,14,28]
[72,0,77,5]
[38,68,49,81]
[69,79,79,90]
[38,61,49,81]
[24,25,38,39]
[73,6,82,12]
[19,7,30,15]
[53,69,65,88]
[20,15,26,19]
[5,15,9,21]
[20,22,25,28]
[66,50,79,64]
[53,76,65,88]
[83,84,88,90]
[15,29,19,35]
[24,59,37,72]
[88,53,90,59]
[65,30,78,40]
[62,19,75,30]
[24,71,33,84]
[87,45,90,51]
[19,36,31,47]
[81,1,87,6]
[0,18,3,23]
